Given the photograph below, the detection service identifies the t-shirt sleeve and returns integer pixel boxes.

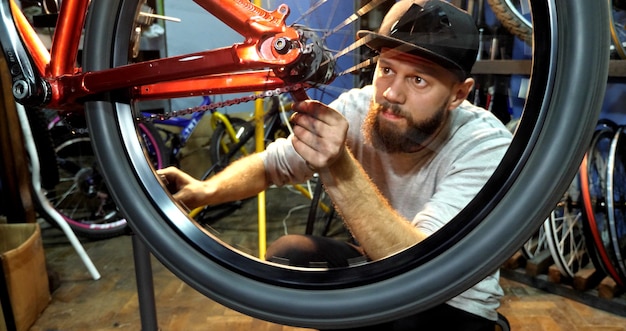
[260,136,315,187]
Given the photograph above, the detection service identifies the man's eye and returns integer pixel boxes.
[413,76,423,84]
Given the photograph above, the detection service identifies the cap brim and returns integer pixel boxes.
[357,30,465,77]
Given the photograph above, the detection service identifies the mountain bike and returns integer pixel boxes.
[0,0,610,328]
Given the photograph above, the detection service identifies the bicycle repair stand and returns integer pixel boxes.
[132,233,159,331]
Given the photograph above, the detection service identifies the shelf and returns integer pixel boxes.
[472,60,626,78]
[472,60,531,75]
[609,60,626,77]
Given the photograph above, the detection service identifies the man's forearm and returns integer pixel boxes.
[319,149,427,260]
[201,153,269,206]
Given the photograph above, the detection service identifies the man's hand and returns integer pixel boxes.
[156,166,210,210]
[290,100,349,169]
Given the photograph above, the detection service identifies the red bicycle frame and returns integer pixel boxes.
[10,0,310,112]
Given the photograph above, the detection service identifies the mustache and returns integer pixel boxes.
[375,101,409,118]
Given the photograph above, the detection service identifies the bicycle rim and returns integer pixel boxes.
[607,126,626,281]
[83,0,609,327]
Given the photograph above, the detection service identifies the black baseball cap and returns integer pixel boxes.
[357,0,479,79]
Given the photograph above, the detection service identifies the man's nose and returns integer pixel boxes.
[382,79,406,104]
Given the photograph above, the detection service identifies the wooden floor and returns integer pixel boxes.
[30,184,626,331]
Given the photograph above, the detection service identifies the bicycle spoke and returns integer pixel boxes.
[323,0,387,40]
[290,1,329,25]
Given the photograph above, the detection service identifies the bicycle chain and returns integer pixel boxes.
[137,83,310,122]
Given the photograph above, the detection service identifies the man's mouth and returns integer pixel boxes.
[380,107,405,121]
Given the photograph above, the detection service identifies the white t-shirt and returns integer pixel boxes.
[261,85,512,321]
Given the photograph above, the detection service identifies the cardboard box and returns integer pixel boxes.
[0,223,50,331]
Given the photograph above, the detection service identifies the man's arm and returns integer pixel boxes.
[157,153,269,210]
[319,149,428,260]
[291,100,427,260]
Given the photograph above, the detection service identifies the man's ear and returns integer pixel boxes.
[448,77,475,109]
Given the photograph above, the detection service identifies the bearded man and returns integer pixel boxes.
[159,1,512,330]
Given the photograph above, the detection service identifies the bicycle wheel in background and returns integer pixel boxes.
[138,121,170,170]
[487,0,532,44]
[543,173,588,278]
[580,124,625,286]
[606,126,626,283]
[208,116,256,173]
[521,223,549,259]
[44,124,129,240]
[610,0,626,59]
[208,96,291,174]
[83,0,609,328]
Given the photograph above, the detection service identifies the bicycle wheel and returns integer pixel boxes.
[521,222,549,259]
[138,121,170,170]
[543,174,588,278]
[610,0,626,59]
[45,130,129,239]
[606,126,626,283]
[83,0,609,328]
[487,0,532,44]
[305,177,332,236]
[580,125,625,286]
[208,116,257,173]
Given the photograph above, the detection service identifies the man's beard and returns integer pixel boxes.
[363,100,447,153]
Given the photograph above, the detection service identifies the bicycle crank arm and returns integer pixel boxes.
[0,0,51,106]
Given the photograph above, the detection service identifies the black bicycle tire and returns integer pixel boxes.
[83,0,609,328]
[487,0,532,45]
